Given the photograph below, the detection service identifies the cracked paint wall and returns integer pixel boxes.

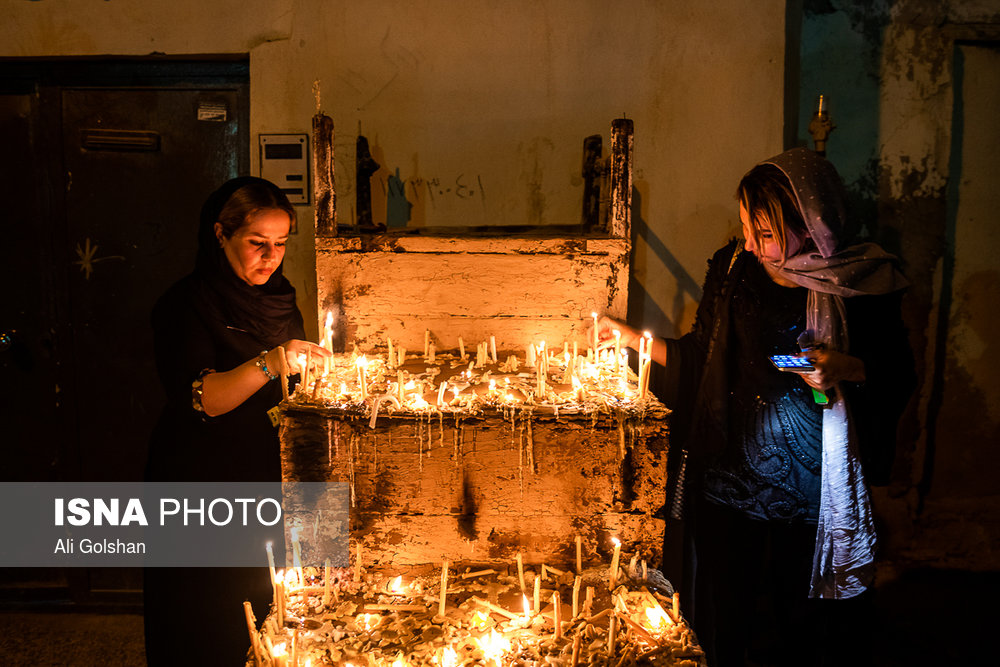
[802,0,1000,571]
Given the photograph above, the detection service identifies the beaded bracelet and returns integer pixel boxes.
[256,351,278,381]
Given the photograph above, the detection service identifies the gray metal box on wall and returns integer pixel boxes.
[259,133,309,205]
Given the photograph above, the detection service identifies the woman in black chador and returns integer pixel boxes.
[596,148,915,666]
[144,177,329,665]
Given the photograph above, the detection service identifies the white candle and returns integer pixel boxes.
[552,591,562,639]
[387,337,394,368]
[591,312,599,351]
[533,574,540,614]
[572,575,581,618]
[613,330,621,371]
[609,537,621,589]
[266,542,276,591]
[575,535,582,574]
[437,381,447,406]
[516,553,525,593]
[490,335,497,363]
[424,329,430,358]
[459,337,465,359]
[397,346,406,367]
[526,343,536,368]
[323,558,331,607]
[439,560,449,616]
[429,341,436,364]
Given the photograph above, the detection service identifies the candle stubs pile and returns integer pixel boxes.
[289,336,655,421]
[248,561,704,667]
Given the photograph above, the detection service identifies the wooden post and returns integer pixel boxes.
[581,134,603,230]
[313,112,336,237]
[608,118,633,240]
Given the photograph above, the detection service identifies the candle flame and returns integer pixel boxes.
[271,641,287,657]
[404,380,417,390]
[644,331,652,339]
[358,612,379,631]
[472,609,490,629]
[645,604,674,629]
[390,575,404,594]
[438,646,459,667]
[612,537,621,547]
[356,354,368,368]
[522,594,531,618]
[392,654,408,667]
[613,329,621,338]
[339,381,348,395]
[475,629,512,666]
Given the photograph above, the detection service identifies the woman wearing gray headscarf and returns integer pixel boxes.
[595,148,915,666]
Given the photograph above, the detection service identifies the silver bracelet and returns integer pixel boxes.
[256,351,277,381]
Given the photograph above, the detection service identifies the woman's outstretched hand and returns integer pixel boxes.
[590,315,641,351]
[798,348,866,391]
[278,339,332,375]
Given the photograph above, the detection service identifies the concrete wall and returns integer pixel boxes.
[2,0,786,343]
[800,0,1000,572]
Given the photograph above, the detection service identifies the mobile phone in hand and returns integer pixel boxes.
[769,354,814,373]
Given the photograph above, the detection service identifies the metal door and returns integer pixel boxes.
[0,58,249,606]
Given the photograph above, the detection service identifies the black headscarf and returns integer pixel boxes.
[193,177,302,349]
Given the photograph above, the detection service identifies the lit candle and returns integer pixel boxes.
[356,355,368,400]
[575,535,582,574]
[437,381,447,406]
[613,330,621,371]
[522,594,531,620]
[439,560,449,616]
[641,331,653,397]
[271,641,288,667]
[609,537,621,589]
[324,311,334,351]
[275,578,285,626]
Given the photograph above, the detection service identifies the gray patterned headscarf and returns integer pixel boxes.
[753,147,908,599]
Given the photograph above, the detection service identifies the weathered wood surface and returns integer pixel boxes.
[280,405,669,568]
[609,118,633,239]
[316,235,630,352]
[312,112,336,236]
